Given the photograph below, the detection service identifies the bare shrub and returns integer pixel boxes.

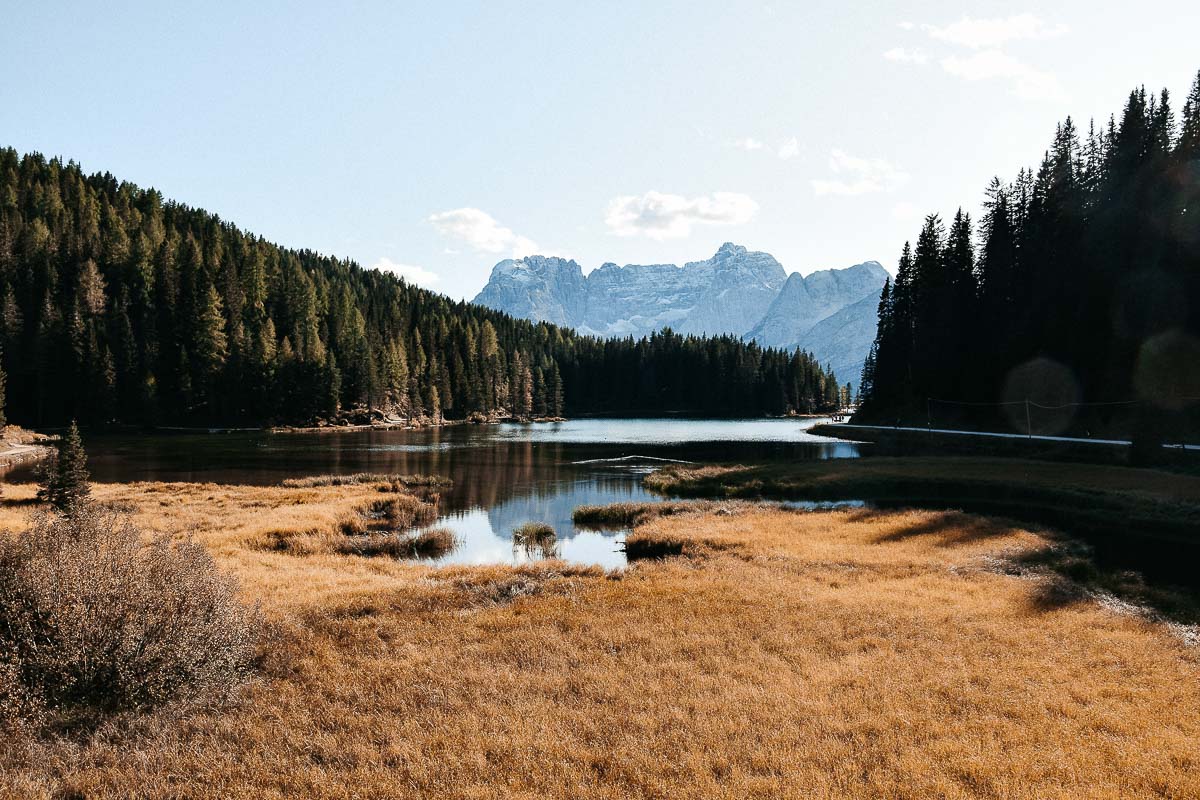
[0,658,43,732]
[0,506,261,727]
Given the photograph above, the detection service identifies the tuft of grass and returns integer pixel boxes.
[282,473,451,490]
[512,521,556,545]
[573,500,730,528]
[622,531,686,560]
[338,514,369,537]
[336,527,457,559]
[339,496,441,539]
[512,522,558,559]
[367,496,440,529]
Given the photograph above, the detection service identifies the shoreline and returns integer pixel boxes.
[10,413,839,439]
[0,426,55,470]
[810,422,1200,466]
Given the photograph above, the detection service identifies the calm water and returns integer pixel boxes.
[3,418,860,568]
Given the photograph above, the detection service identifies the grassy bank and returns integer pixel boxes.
[646,458,1200,582]
[1,481,1198,797]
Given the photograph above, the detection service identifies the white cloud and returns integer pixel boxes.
[883,47,929,64]
[811,150,909,196]
[427,207,539,257]
[734,137,765,151]
[940,49,1063,100]
[923,14,1067,49]
[605,191,759,240]
[898,21,915,31]
[888,14,1067,102]
[372,258,440,288]
[777,137,800,160]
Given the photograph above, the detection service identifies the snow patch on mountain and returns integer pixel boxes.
[471,245,888,385]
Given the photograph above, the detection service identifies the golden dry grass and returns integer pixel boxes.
[1,482,1198,798]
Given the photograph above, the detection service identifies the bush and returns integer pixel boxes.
[0,506,261,728]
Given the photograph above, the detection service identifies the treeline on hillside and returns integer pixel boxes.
[0,149,842,428]
[858,71,1200,447]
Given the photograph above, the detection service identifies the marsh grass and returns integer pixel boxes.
[512,522,559,559]
[281,473,451,489]
[512,521,556,545]
[1,482,1198,798]
[338,496,440,539]
[646,458,1200,584]
[335,527,457,559]
[572,500,716,528]
[443,562,610,605]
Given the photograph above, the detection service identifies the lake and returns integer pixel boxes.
[3,418,860,568]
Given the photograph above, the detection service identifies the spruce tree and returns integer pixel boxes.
[548,362,564,417]
[38,420,91,513]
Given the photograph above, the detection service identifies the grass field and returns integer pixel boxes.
[2,478,1198,798]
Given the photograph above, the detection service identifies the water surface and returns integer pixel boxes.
[4,418,859,568]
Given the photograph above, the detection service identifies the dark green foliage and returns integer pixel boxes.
[37,421,90,513]
[859,71,1200,442]
[0,149,841,425]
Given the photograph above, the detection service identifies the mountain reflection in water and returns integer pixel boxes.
[2,418,860,567]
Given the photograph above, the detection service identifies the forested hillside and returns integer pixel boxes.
[0,149,842,427]
[858,71,1200,446]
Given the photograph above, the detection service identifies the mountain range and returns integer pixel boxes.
[472,243,888,386]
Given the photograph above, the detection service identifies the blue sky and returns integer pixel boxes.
[3,1,1198,299]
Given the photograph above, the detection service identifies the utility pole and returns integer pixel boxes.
[1025,398,1032,440]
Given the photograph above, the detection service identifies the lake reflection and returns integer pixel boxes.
[3,418,859,567]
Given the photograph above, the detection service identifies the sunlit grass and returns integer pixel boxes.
[1,481,1197,798]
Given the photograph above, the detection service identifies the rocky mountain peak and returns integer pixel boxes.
[472,247,888,387]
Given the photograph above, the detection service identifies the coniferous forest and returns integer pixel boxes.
[0,148,842,428]
[857,71,1200,448]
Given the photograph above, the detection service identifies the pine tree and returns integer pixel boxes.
[426,384,441,423]
[548,362,564,417]
[38,420,91,513]
[0,341,5,428]
[324,354,341,419]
